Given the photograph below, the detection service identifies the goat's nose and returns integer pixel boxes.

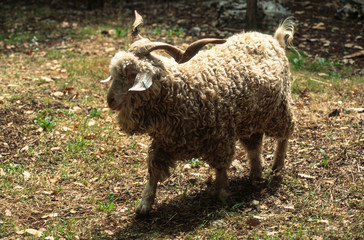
[107,92,115,109]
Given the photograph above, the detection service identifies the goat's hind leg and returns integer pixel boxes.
[272,138,288,173]
[240,132,264,181]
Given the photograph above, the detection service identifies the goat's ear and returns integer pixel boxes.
[128,72,153,91]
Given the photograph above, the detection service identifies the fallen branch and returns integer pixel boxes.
[343,50,364,59]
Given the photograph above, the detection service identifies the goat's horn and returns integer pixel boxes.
[142,38,226,64]
[132,10,144,42]
[138,42,185,62]
[179,38,226,63]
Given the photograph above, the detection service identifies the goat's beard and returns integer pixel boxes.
[116,91,156,135]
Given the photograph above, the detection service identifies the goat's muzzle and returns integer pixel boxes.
[107,92,119,110]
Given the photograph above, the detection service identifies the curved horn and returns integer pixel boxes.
[179,38,226,63]
[140,38,226,63]
[132,10,144,42]
[136,42,185,62]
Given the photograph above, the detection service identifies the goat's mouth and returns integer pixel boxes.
[108,100,122,111]
[107,95,122,111]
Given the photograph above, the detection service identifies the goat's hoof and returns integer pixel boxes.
[213,188,231,202]
[136,201,152,216]
[249,172,263,182]
[249,175,264,187]
[271,166,284,176]
[270,167,284,181]
[272,164,284,173]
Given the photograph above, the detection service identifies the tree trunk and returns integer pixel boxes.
[246,0,257,30]
[88,0,104,10]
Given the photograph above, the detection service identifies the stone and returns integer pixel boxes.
[258,0,291,24]
[335,1,364,20]
[211,219,226,228]
[190,27,201,36]
[216,0,291,28]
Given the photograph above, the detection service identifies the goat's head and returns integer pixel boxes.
[105,11,226,111]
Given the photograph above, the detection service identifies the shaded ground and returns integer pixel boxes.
[0,1,363,239]
[1,0,363,68]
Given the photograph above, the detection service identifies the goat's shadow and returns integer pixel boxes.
[108,175,283,239]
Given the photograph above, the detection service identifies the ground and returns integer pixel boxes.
[0,1,363,239]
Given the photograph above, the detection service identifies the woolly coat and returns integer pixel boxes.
[109,31,295,175]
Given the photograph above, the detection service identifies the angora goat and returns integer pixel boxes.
[105,11,295,215]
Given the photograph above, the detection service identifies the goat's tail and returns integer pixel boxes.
[274,17,295,49]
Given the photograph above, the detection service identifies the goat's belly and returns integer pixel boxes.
[151,124,238,159]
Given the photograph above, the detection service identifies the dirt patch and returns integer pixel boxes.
[0,108,32,156]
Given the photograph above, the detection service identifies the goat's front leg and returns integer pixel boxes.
[136,169,159,215]
[136,148,170,215]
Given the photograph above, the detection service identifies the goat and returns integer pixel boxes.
[104,11,295,214]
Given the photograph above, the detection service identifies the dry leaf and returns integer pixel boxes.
[41,76,53,82]
[318,220,329,225]
[49,176,60,183]
[137,143,148,148]
[87,120,96,126]
[25,228,43,237]
[312,22,325,29]
[323,40,330,47]
[41,213,58,219]
[72,106,82,113]
[52,91,64,98]
[21,145,29,152]
[105,47,115,52]
[283,205,295,211]
[23,171,31,181]
[105,230,114,235]
[61,21,69,28]
[14,185,24,190]
[298,174,315,180]
[5,209,11,216]
[64,87,73,93]
[84,134,97,139]
[296,102,305,108]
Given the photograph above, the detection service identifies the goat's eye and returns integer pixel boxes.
[126,69,138,84]
[128,73,137,84]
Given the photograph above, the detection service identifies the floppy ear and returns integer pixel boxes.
[128,72,153,91]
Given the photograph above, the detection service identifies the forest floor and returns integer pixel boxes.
[0,1,363,239]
